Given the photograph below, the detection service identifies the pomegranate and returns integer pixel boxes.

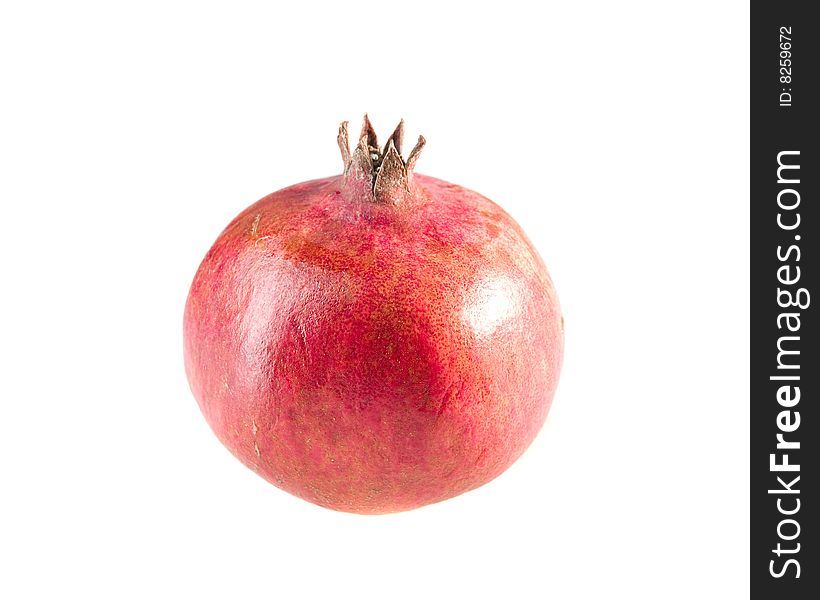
[184,117,563,514]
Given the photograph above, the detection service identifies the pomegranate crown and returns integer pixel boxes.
[337,115,426,203]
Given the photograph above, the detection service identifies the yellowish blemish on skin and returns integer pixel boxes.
[252,418,260,458]
[254,236,273,249]
[250,214,261,236]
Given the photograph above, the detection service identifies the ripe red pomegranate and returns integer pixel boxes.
[184,117,563,513]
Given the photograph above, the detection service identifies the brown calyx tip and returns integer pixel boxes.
[386,119,404,155]
[406,135,425,172]
[361,113,379,153]
[338,115,425,202]
[337,121,350,165]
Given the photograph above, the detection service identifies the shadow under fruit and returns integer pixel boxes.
[183,117,563,513]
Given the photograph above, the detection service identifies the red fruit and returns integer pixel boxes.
[184,117,563,514]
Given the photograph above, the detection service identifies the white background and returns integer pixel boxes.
[0,1,749,598]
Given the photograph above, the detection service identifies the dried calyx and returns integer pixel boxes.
[338,115,426,203]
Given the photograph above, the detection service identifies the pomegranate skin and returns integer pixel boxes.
[184,124,563,514]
